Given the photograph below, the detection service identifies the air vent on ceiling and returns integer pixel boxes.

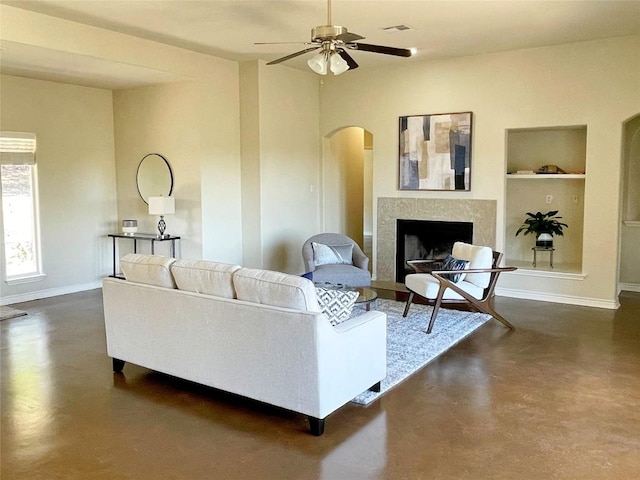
[381,25,414,33]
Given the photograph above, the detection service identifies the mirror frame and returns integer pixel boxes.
[136,153,174,205]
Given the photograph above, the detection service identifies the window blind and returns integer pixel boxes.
[0,132,37,165]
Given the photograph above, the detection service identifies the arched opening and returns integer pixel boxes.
[322,126,373,263]
[619,113,640,291]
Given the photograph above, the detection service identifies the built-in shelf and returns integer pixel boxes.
[505,125,587,275]
[506,174,586,180]
[623,220,640,228]
[507,259,585,278]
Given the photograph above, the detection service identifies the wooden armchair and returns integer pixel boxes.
[403,243,517,334]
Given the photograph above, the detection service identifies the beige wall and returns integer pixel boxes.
[113,78,242,263]
[0,74,117,302]
[240,61,321,274]
[239,62,263,268]
[319,36,640,306]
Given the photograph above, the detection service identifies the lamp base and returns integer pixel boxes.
[157,216,167,238]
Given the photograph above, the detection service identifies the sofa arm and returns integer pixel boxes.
[332,310,386,333]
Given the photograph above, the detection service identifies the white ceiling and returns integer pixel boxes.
[1,0,640,89]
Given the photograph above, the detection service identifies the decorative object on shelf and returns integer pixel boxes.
[515,210,568,248]
[536,164,566,174]
[136,153,174,204]
[399,112,472,191]
[121,219,138,235]
[149,196,175,239]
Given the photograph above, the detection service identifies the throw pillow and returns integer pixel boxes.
[315,286,359,326]
[312,242,354,266]
[440,255,469,283]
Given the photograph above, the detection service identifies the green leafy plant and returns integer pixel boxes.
[515,210,568,237]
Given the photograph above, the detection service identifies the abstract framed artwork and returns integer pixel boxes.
[398,112,473,191]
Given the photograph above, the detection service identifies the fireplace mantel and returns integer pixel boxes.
[376,198,496,283]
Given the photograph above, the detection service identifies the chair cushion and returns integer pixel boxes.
[440,255,469,283]
[315,286,359,325]
[120,253,176,288]
[405,273,484,300]
[233,268,321,312]
[312,242,353,266]
[171,259,241,298]
[451,242,493,289]
[311,263,372,288]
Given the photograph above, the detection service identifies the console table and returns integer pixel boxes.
[108,233,181,278]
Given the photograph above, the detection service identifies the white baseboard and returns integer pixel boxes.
[1,281,102,306]
[495,287,620,309]
[619,283,640,293]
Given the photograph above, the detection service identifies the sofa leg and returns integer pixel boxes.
[308,416,325,436]
[112,358,125,373]
[369,381,381,392]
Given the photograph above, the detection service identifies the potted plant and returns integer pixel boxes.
[515,210,568,247]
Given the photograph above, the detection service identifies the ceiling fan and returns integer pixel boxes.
[256,0,415,75]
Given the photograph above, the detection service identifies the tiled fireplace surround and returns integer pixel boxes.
[376,197,497,282]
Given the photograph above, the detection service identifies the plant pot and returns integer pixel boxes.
[536,233,553,248]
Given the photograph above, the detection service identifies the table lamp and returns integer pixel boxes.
[148,196,175,238]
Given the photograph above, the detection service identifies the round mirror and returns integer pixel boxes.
[136,153,174,204]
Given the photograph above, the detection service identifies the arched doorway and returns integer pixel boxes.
[619,114,640,292]
[322,126,373,260]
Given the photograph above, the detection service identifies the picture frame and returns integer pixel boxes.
[398,111,473,191]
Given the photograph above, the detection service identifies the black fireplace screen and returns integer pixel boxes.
[396,219,473,282]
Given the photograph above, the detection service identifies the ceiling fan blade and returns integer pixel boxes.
[348,42,414,57]
[336,31,365,43]
[338,49,359,70]
[267,46,319,65]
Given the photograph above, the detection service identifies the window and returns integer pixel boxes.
[0,132,43,282]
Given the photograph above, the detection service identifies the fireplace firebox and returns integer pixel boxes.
[396,219,473,283]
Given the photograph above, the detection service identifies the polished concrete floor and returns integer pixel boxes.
[2,288,639,479]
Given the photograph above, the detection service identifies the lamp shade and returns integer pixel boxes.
[148,196,175,215]
[329,52,349,75]
[307,52,328,75]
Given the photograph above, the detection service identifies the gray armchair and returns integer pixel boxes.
[302,233,371,287]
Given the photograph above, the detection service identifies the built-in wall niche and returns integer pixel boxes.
[505,125,587,274]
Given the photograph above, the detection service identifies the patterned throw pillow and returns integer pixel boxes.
[312,242,353,266]
[440,255,469,283]
[315,286,359,325]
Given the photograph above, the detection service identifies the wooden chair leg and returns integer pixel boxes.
[403,291,415,317]
[426,283,448,334]
[478,301,515,330]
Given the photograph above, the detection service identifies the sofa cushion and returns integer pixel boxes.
[312,242,353,266]
[315,286,359,325]
[233,268,321,312]
[171,259,241,298]
[120,253,176,288]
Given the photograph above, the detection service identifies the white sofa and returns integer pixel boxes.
[102,254,387,435]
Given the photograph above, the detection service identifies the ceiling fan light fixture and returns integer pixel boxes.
[329,51,349,75]
[261,0,413,71]
[307,52,328,75]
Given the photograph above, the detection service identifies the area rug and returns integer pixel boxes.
[351,298,490,405]
[0,305,28,321]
